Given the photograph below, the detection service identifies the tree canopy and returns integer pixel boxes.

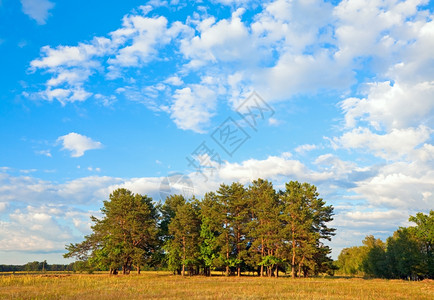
[336,210,434,279]
[65,179,336,277]
[64,188,159,274]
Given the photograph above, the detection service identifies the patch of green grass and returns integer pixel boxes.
[0,272,432,299]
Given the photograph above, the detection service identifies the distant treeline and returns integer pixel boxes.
[0,261,72,272]
[336,210,433,280]
[65,179,336,277]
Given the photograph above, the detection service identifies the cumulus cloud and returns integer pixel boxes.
[170,84,217,133]
[21,0,54,25]
[27,0,434,133]
[108,16,169,68]
[0,172,124,208]
[332,126,432,160]
[341,81,434,130]
[180,8,252,66]
[164,76,184,86]
[0,205,90,252]
[57,133,102,157]
[351,160,434,210]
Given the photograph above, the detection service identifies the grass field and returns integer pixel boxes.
[0,272,433,299]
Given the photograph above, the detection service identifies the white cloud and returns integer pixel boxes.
[333,0,428,63]
[19,169,37,174]
[21,0,54,25]
[28,10,191,106]
[165,76,184,86]
[412,143,434,162]
[108,16,169,68]
[314,153,358,179]
[180,9,252,66]
[256,51,354,101]
[268,117,282,126]
[35,149,52,157]
[30,37,113,104]
[216,154,333,186]
[252,0,334,52]
[57,133,102,157]
[30,36,114,71]
[42,86,92,104]
[108,177,163,197]
[295,144,318,154]
[388,18,434,84]
[332,126,432,160]
[147,0,168,8]
[214,0,253,5]
[0,205,84,252]
[87,167,101,172]
[0,172,122,205]
[26,0,434,134]
[341,81,434,130]
[351,160,434,209]
[170,84,217,133]
[346,210,409,222]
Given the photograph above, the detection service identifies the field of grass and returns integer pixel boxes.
[0,272,433,299]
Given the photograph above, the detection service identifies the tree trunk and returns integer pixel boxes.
[298,256,304,278]
[182,236,186,276]
[292,228,296,278]
[237,229,241,277]
[137,265,140,274]
[226,235,230,276]
[260,237,264,277]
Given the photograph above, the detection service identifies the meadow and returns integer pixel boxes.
[0,272,433,299]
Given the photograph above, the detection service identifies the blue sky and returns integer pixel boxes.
[1,0,433,264]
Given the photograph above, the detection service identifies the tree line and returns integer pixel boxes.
[336,210,433,280]
[65,179,336,277]
[0,261,74,272]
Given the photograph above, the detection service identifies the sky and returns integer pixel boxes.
[0,0,433,264]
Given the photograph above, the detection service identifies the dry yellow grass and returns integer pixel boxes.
[0,272,433,299]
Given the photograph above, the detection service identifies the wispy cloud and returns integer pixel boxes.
[35,149,52,157]
[21,0,54,25]
[295,144,318,154]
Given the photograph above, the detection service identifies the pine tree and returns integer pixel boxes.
[199,192,222,276]
[166,200,201,276]
[280,181,335,277]
[64,188,159,275]
[247,178,281,277]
